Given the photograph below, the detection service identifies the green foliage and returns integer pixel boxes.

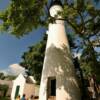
[0,73,5,80]
[0,84,9,97]
[63,0,100,36]
[80,41,100,83]
[0,0,47,37]
[5,75,16,80]
[0,0,100,37]
[0,97,10,100]
[20,35,47,84]
[0,72,16,80]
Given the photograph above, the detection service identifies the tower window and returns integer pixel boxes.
[51,79,56,96]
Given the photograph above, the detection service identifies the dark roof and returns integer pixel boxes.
[23,76,35,84]
[26,77,33,84]
[50,0,63,8]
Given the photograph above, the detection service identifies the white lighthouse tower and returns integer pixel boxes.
[39,0,81,100]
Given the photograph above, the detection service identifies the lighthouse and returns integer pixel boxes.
[39,0,81,100]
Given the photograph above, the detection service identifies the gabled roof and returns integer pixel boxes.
[25,76,34,84]
[14,74,36,84]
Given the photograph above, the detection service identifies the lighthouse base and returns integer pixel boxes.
[39,45,81,100]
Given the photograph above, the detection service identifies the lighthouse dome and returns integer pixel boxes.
[49,0,63,18]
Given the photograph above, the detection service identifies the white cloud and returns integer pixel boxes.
[7,64,26,75]
[0,69,8,75]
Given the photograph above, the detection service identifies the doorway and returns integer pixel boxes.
[47,77,56,100]
[15,85,20,99]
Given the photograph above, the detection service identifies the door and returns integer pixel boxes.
[15,85,20,98]
[47,77,56,100]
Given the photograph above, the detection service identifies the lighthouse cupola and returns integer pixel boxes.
[49,0,63,18]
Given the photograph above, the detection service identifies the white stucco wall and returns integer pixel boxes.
[23,83,35,99]
[11,74,26,100]
[39,4,81,100]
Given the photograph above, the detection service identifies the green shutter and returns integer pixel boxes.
[15,85,20,98]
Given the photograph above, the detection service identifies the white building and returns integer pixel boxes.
[11,74,35,100]
[39,0,81,100]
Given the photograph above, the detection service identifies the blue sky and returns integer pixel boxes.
[0,0,9,10]
[0,0,46,70]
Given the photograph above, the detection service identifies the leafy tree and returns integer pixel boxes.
[5,75,16,80]
[20,35,47,84]
[0,0,47,37]
[0,72,16,80]
[69,32,100,83]
[0,84,9,97]
[0,73,5,80]
[0,0,99,36]
[80,38,100,83]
